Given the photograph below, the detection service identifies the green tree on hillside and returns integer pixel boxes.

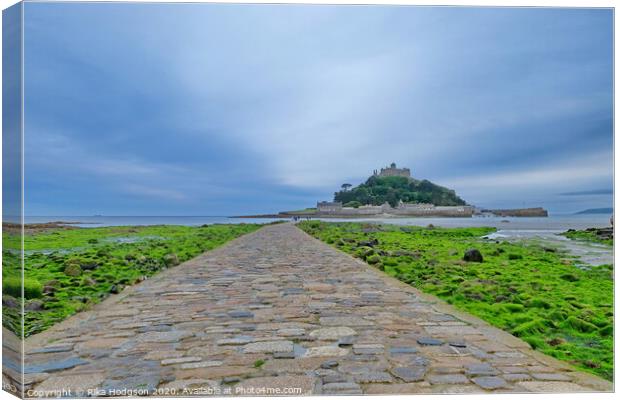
[334,176,466,207]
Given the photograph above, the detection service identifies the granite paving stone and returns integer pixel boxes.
[428,374,470,385]
[502,373,532,382]
[389,346,418,354]
[309,327,356,340]
[417,338,444,346]
[390,366,427,382]
[531,373,572,381]
[242,340,294,354]
[472,376,509,390]
[160,357,202,366]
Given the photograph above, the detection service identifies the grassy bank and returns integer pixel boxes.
[299,221,613,380]
[2,223,262,337]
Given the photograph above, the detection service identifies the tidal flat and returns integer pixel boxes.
[299,221,613,380]
[562,227,614,246]
[2,223,262,337]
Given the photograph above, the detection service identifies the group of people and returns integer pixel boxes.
[291,216,311,222]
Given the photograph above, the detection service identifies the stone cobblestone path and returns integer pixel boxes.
[22,223,611,396]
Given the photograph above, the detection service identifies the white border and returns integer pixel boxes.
[0,2,616,400]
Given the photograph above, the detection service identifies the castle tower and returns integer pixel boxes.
[377,163,411,178]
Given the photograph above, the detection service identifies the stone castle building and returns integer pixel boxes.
[316,201,342,213]
[373,162,411,178]
[312,163,473,217]
[316,200,473,217]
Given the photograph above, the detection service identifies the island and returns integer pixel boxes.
[238,163,548,218]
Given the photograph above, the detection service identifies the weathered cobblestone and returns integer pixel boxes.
[472,376,509,390]
[23,223,611,395]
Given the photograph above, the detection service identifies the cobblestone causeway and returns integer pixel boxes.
[20,223,612,396]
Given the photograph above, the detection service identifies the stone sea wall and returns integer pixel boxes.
[314,205,475,218]
[482,207,548,217]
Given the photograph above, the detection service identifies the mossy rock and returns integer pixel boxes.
[463,249,483,262]
[366,254,381,265]
[163,253,180,267]
[359,246,375,257]
[64,264,83,277]
[81,277,97,286]
[96,249,110,257]
[44,279,61,287]
[560,273,579,282]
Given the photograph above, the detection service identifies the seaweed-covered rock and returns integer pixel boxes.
[81,277,97,286]
[43,285,56,295]
[64,263,82,277]
[366,254,381,265]
[80,261,99,271]
[463,249,483,263]
[44,279,60,287]
[357,246,375,258]
[392,250,421,258]
[42,279,60,295]
[2,296,19,308]
[358,238,379,247]
[163,253,180,267]
[25,300,45,311]
[560,273,579,282]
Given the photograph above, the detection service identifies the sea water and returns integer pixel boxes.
[24,213,611,230]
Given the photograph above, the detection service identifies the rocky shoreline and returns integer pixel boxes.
[563,227,613,246]
[479,207,549,217]
[2,221,86,235]
[233,207,549,219]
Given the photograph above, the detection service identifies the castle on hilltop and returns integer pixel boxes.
[373,162,411,178]
[312,162,474,217]
[275,161,547,219]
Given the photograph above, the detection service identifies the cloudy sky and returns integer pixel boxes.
[21,3,612,216]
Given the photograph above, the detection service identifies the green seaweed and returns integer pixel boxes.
[3,223,262,337]
[562,229,613,246]
[299,221,613,381]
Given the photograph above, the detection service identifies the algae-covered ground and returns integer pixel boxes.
[2,223,261,337]
[299,221,613,380]
[562,227,613,246]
